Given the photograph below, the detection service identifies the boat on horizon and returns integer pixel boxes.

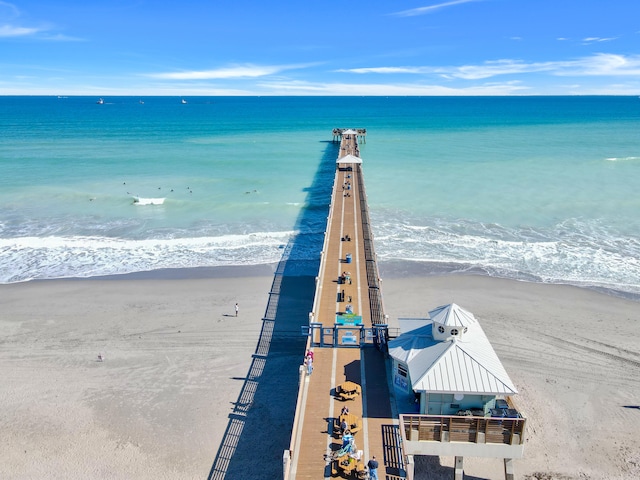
[181,98,187,104]
[96,98,104,104]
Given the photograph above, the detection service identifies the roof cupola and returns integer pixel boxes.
[429,303,478,342]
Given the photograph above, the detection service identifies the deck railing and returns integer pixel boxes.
[400,414,526,446]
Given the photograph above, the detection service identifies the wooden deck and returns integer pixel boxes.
[287,133,404,479]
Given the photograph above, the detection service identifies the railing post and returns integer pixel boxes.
[454,456,464,480]
[405,455,415,480]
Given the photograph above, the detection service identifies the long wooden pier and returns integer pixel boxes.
[283,130,405,480]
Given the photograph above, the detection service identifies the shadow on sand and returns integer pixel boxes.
[413,455,493,480]
[207,140,338,479]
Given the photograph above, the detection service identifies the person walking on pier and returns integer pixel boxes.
[305,353,313,375]
[367,456,379,480]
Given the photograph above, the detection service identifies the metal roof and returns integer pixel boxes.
[428,303,478,328]
[336,154,362,164]
[388,305,518,396]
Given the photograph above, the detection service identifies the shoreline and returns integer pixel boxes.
[63,263,278,281]
[9,258,638,304]
[378,259,640,302]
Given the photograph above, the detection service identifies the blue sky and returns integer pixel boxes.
[2,0,640,95]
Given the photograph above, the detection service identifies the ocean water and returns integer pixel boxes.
[1,96,639,297]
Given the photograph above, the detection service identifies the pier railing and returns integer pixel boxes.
[354,164,386,326]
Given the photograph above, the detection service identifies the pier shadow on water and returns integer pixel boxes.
[207,140,339,479]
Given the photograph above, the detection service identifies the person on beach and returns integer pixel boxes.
[235,303,239,317]
[367,456,379,480]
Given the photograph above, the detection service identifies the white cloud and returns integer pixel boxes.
[0,2,46,38]
[558,53,640,76]
[446,59,551,79]
[0,1,20,18]
[0,24,40,37]
[0,1,89,42]
[338,60,543,79]
[392,0,481,18]
[337,54,640,80]
[0,24,80,40]
[583,37,615,42]
[582,36,617,45]
[40,33,84,42]
[336,67,435,74]
[147,64,309,80]
[256,80,528,96]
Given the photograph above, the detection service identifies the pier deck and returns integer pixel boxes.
[286,132,403,479]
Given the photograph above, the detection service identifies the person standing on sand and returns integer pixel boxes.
[235,303,239,317]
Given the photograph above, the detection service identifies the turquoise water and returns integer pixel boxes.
[1,96,639,295]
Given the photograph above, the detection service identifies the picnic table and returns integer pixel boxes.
[336,381,361,401]
[334,413,362,435]
[336,451,366,478]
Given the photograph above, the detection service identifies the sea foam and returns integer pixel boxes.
[372,217,640,297]
[0,232,297,283]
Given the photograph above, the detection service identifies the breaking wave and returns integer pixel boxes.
[0,231,309,283]
[372,215,640,297]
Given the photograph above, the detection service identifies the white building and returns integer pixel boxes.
[388,303,526,480]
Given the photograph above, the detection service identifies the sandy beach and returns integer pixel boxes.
[0,265,312,480]
[380,270,640,480]
[1,266,639,479]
